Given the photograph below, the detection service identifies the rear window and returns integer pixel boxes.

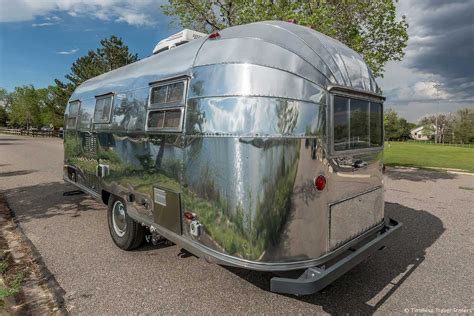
[333,96,383,151]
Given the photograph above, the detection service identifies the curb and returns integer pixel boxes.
[0,196,68,315]
[386,166,473,176]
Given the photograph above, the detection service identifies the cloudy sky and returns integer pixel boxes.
[0,0,472,122]
[377,0,473,121]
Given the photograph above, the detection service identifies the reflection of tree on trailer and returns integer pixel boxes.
[63,22,401,295]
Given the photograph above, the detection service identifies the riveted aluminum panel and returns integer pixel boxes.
[329,187,384,250]
[217,22,337,84]
[193,37,330,87]
[186,97,325,137]
[265,21,377,93]
[189,64,325,103]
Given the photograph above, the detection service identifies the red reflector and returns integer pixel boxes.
[287,19,297,24]
[208,31,220,40]
[184,211,194,220]
[314,175,326,191]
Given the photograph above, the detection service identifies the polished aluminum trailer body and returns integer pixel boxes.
[63,21,400,294]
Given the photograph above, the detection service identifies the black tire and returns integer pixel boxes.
[107,196,145,250]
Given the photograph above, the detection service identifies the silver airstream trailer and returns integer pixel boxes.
[63,21,401,295]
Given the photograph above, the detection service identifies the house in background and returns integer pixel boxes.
[410,124,436,140]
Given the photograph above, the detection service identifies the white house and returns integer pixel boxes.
[410,124,436,140]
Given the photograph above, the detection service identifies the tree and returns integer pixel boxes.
[397,118,413,140]
[453,108,474,143]
[419,113,455,144]
[420,123,435,140]
[0,106,7,126]
[62,36,139,88]
[384,108,399,140]
[383,108,417,140]
[51,36,139,126]
[8,86,49,129]
[162,0,408,77]
[0,88,11,126]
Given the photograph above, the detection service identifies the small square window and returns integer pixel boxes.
[147,109,182,131]
[150,81,185,106]
[148,111,165,129]
[163,109,182,128]
[151,85,168,104]
[167,82,184,103]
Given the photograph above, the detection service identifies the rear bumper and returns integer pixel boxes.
[270,218,402,295]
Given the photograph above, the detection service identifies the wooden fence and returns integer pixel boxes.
[0,128,63,138]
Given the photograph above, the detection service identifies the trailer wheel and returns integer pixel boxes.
[107,196,145,250]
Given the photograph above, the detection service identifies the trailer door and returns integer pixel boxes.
[72,97,98,192]
[84,93,114,192]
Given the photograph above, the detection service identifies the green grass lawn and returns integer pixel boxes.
[384,142,474,173]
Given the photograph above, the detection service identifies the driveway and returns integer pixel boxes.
[0,134,472,314]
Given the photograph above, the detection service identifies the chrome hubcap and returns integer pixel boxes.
[112,201,127,237]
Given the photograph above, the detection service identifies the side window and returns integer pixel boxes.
[147,79,186,132]
[93,94,113,123]
[150,81,185,106]
[66,100,81,129]
[147,108,183,131]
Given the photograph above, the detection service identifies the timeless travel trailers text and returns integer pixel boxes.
[63,21,401,295]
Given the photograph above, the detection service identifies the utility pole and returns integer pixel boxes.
[433,82,442,144]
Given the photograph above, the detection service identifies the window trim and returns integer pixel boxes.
[66,99,81,129]
[93,93,114,124]
[148,78,187,108]
[329,93,384,156]
[145,107,185,133]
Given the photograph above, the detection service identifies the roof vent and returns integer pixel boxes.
[152,29,207,54]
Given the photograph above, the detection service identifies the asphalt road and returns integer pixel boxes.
[0,134,473,314]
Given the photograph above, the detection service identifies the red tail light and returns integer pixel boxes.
[184,211,195,220]
[314,175,326,191]
[208,31,220,40]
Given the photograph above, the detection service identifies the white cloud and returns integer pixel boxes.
[0,0,166,26]
[116,11,156,26]
[57,48,78,55]
[414,82,449,100]
[45,15,62,21]
[32,22,57,27]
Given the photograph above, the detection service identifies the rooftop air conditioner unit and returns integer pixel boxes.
[152,29,207,55]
